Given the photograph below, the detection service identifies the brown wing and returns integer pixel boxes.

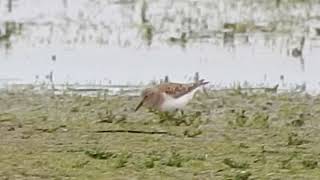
[157,79,208,98]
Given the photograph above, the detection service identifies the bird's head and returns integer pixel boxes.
[135,88,158,111]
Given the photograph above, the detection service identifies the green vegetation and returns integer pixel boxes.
[0,88,320,179]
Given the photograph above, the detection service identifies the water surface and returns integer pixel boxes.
[0,0,320,92]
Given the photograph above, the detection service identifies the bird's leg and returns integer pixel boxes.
[180,109,184,116]
[202,86,209,97]
[173,109,184,117]
[158,111,174,123]
[172,109,187,126]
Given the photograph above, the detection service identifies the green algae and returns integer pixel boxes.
[0,89,320,179]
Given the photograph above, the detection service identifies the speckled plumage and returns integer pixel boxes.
[135,79,209,112]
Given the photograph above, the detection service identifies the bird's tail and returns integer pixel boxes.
[197,79,209,86]
[196,79,210,97]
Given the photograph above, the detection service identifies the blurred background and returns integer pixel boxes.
[0,0,320,92]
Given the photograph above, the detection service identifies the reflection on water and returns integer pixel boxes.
[0,21,23,52]
[0,0,320,92]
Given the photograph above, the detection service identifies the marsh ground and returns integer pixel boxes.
[0,88,320,179]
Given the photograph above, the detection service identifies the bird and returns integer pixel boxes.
[135,79,209,112]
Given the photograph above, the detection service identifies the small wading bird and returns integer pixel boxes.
[135,79,209,113]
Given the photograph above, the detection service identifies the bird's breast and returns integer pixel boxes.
[160,89,198,111]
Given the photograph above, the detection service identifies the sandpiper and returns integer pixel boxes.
[135,79,209,112]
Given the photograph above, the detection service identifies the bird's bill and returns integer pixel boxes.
[135,98,145,111]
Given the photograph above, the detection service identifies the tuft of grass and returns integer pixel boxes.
[228,110,270,128]
[113,152,131,168]
[143,158,155,168]
[183,128,202,137]
[153,110,202,127]
[223,22,250,33]
[162,150,189,168]
[85,149,130,168]
[235,171,252,180]
[143,25,153,46]
[250,112,269,128]
[71,160,90,169]
[70,106,80,113]
[302,160,318,169]
[287,133,307,146]
[168,32,188,48]
[223,158,249,169]
[97,109,116,123]
[235,110,248,127]
[85,149,115,160]
[290,119,305,127]
[279,155,295,169]
[0,113,17,122]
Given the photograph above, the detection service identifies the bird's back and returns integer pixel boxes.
[156,79,208,98]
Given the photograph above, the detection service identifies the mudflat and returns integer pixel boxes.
[0,88,319,179]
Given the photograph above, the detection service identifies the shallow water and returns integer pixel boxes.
[0,0,320,92]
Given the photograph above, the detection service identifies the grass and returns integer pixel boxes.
[0,88,320,179]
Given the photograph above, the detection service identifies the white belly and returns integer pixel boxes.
[160,87,200,112]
